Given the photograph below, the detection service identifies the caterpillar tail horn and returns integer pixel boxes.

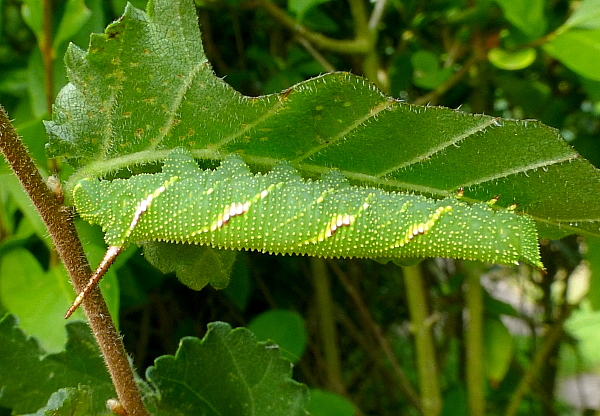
[65,246,123,319]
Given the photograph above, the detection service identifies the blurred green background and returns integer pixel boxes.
[2,0,600,415]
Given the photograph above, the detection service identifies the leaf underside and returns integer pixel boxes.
[44,0,600,241]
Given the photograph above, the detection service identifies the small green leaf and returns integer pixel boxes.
[53,0,92,49]
[306,389,354,416]
[146,321,309,415]
[20,0,43,38]
[544,29,600,81]
[411,50,453,89]
[391,257,425,267]
[248,310,308,363]
[564,309,600,372]
[2,173,51,248]
[494,0,547,38]
[488,47,536,70]
[23,386,94,416]
[27,50,49,118]
[484,293,519,317]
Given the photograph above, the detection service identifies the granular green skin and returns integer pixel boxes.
[73,148,543,269]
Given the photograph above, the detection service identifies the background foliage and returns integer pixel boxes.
[1,0,600,415]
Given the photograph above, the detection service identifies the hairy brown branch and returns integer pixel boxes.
[0,107,149,416]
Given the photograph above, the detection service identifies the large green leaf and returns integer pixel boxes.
[44,0,600,242]
[561,0,600,31]
[544,29,600,81]
[22,386,96,416]
[0,248,84,352]
[544,0,600,81]
[146,321,309,415]
[0,314,114,414]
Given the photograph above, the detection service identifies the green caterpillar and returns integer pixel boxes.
[66,147,542,317]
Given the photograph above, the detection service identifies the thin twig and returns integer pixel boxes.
[328,260,424,414]
[368,0,388,31]
[257,0,370,54]
[345,0,385,90]
[413,54,479,106]
[295,37,336,72]
[0,107,149,416]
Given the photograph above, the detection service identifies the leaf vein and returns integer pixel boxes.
[458,153,579,188]
[292,98,395,163]
[376,116,498,177]
[212,96,287,151]
[151,61,209,150]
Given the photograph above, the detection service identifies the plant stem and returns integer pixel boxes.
[465,269,485,416]
[347,0,387,91]
[0,107,149,416]
[310,257,346,394]
[257,0,370,54]
[348,0,370,41]
[403,264,442,416]
[259,0,388,90]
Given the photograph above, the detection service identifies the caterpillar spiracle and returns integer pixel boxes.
[66,147,543,317]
